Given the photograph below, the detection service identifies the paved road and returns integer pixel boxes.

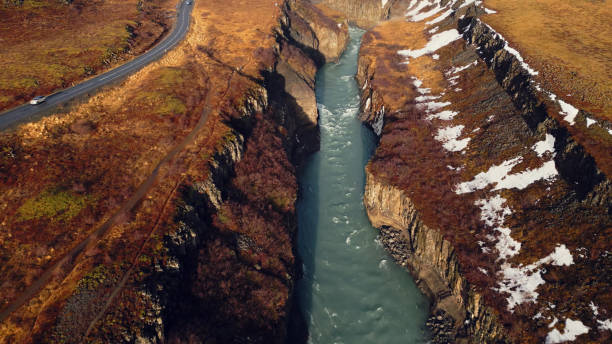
[0,0,194,131]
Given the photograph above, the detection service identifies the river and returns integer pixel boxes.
[293,27,431,344]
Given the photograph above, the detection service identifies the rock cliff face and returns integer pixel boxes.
[277,0,349,159]
[285,0,350,63]
[354,0,611,343]
[364,167,508,343]
[318,0,392,28]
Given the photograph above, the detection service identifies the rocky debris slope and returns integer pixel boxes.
[356,0,611,343]
[0,0,347,343]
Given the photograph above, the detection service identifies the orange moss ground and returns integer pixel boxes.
[483,0,612,120]
[360,15,611,343]
[0,0,287,342]
[0,0,177,112]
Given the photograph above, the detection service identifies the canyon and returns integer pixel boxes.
[0,0,610,343]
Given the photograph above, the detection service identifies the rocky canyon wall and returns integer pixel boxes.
[317,0,393,28]
[364,168,508,343]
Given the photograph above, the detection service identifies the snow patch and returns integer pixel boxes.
[598,319,612,331]
[545,319,590,344]
[532,134,556,158]
[421,101,451,112]
[498,262,545,310]
[590,302,599,317]
[494,227,522,260]
[473,189,520,261]
[449,61,478,74]
[415,94,441,102]
[427,110,459,121]
[475,195,511,227]
[493,160,558,191]
[435,125,470,152]
[381,0,388,7]
[585,118,596,127]
[455,157,558,194]
[455,157,521,194]
[504,45,539,76]
[549,318,559,328]
[398,29,462,61]
[426,8,453,25]
[498,245,574,310]
[404,0,430,18]
[558,99,579,125]
[410,5,446,22]
[540,244,574,267]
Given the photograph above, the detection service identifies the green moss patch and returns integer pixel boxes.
[16,188,94,222]
[76,264,110,291]
[136,92,187,116]
[133,67,191,116]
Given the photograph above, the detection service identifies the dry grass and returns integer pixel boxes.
[0,0,176,112]
[0,0,290,341]
[483,0,612,120]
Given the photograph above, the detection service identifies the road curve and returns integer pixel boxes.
[0,0,194,131]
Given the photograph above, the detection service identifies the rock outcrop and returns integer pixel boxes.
[365,168,508,343]
[318,0,393,28]
[285,0,350,63]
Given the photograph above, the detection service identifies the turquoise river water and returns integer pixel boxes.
[293,27,431,343]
